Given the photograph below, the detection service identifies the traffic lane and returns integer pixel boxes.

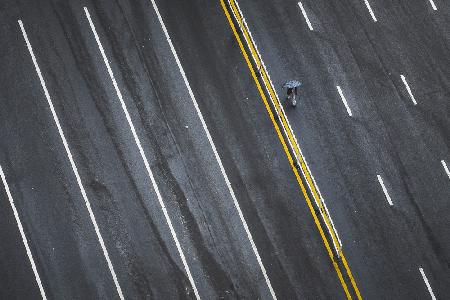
[17,0,278,298]
[78,0,270,297]
[11,0,201,298]
[356,0,450,49]
[0,173,41,299]
[350,0,450,202]
[100,0,450,298]
[111,0,274,297]
[323,0,450,295]
[318,0,450,289]
[81,0,275,297]
[0,5,119,298]
[234,0,450,298]
[155,0,348,298]
[83,0,294,297]
[346,0,450,137]
[0,6,41,299]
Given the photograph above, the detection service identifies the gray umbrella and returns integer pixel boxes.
[282,80,302,89]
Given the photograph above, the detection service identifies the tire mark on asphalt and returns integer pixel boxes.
[50,2,193,297]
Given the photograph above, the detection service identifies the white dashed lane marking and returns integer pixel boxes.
[428,0,438,11]
[377,175,393,206]
[419,267,437,300]
[298,2,313,31]
[84,7,200,300]
[336,86,353,117]
[363,0,377,22]
[401,75,418,105]
[0,164,47,300]
[19,19,124,300]
[441,160,450,181]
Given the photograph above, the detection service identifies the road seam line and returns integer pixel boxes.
[0,165,47,299]
[146,0,277,298]
[419,267,436,300]
[400,75,417,105]
[298,2,314,31]
[336,86,353,117]
[84,7,200,299]
[377,175,393,206]
[18,19,124,300]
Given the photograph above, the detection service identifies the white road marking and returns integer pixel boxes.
[336,86,353,117]
[377,175,393,206]
[441,160,450,180]
[83,7,200,300]
[363,0,378,22]
[419,267,437,300]
[229,0,342,254]
[401,75,418,105]
[298,2,313,31]
[18,20,125,300]
[146,1,278,298]
[428,0,438,11]
[0,165,47,300]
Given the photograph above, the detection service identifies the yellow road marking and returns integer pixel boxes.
[227,0,344,256]
[221,0,362,298]
[228,0,344,255]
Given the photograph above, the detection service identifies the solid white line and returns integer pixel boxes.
[428,0,438,11]
[401,75,418,105]
[0,165,47,299]
[230,0,343,253]
[336,86,353,117]
[83,7,200,300]
[147,1,277,299]
[441,160,450,180]
[377,175,393,206]
[18,19,124,300]
[419,267,437,300]
[363,0,378,22]
[298,2,313,31]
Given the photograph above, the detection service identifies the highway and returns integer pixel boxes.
[0,0,449,299]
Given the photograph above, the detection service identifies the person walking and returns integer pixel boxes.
[283,80,301,108]
[287,86,298,107]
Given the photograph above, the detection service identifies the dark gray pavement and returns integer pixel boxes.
[0,0,448,299]
[0,175,42,299]
[235,0,450,298]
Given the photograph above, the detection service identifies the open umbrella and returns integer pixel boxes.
[282,80,302,89]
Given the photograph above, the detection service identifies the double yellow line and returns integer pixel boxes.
[220,0,362,298]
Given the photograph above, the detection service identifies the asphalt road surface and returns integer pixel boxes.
[0,0,449,299]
